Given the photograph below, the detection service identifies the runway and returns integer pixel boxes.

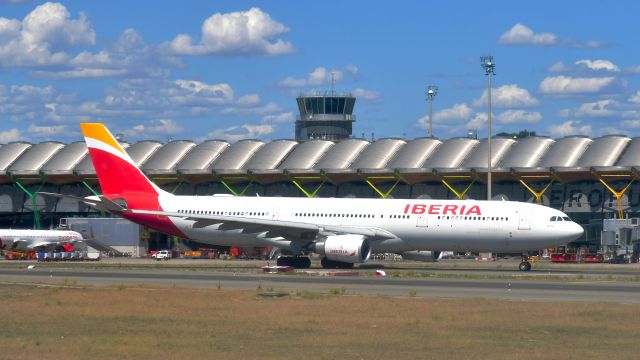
[1,265,639,303]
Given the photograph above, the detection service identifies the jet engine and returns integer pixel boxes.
[313,234,371,263]
[401,250,443,262]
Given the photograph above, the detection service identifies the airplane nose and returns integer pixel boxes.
[569,223,584,240]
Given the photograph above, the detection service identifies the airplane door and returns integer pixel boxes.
[416,214,428,227]
[518,210,531,230]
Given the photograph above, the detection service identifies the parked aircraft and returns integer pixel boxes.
[43,123,584,271]
[0,229,83,250]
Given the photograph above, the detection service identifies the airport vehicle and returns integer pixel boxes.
[0,229,83,251]
[42,123,584,271]
[152,250,171,261]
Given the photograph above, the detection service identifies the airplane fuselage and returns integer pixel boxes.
[0,229,83,250]
[140,195,583,254]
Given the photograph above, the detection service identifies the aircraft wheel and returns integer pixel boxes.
[276,256,291,267]
[296,257,311,269]
[321,257,334,269]
[518,261,532,272]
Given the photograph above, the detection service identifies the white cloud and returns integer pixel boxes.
[123,119,184,138]
[0,128,22,143]
[169,7,294,56]
[0,2,95,67]
[45,78,237,125]
[548,120,591,137]
[435,103,473,121]
[498,23,606,48]
[222,102,280,115]
[417,103,472,129]
[31,68,129,80]
[279,66,344,88]
[499,23,558,46]
[625,65,640,74]
[548,61,568,73]
[629,91,640,104]
[344,64,359,76]
[576,59,620,72]
[472,84,539,107]
[353,88,381,102]
[237,94,260,106]
[27,28,178,80]
[466,112,489,130]
[26,124,66,136]
[207,123,274,142]
[174,80,234,105]
[262,112,294,123]
[278,65,360,88]
[539,76,614,94]
[621,120,640,129]
[278,76,306,87]
[575,100,617,117]
[496,110,542,124]
[0,0,33,4]
[0,84,63,123]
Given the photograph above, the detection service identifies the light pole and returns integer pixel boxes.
[480,55,495,201]
[426,85,438,138]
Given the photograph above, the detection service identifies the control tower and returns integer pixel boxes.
[295,92,356,141]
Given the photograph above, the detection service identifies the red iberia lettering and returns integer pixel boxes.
[404,203,482,215]
[466,205,481,215]
[411,204,426,214]
[443,205,457,215]
[428,204,441,214]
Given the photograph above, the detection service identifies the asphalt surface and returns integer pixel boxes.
[1,261,639,303]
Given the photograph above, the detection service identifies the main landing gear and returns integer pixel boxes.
[518,255,532,272]
[321,257,354,269]
[276,256,311,269]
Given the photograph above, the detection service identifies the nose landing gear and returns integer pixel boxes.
[518,260,532,271]
[518,253,533,271]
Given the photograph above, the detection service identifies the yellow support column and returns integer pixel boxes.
[361,175,401,199]
[597,174,636,219]
[286,173,333,198]
[517,176,555,205]
[219,175,254,197]
[440,175,476,200]
[291,177,325,198]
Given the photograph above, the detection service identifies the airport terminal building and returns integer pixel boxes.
[1,133,640,253]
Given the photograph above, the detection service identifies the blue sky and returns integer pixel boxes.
[1,0,639,144]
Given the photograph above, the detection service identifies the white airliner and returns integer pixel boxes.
[0,229,83,250]
[42,123,584,271]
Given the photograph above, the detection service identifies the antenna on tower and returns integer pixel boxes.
[330,71,337,95]
[426,85,438,138]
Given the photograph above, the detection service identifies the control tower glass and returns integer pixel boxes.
[295,92,356,141]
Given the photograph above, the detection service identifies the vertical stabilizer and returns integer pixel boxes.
[80,123,169,209]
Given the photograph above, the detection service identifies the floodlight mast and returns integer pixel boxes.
[480,55,495,201]
[426,85,438,138]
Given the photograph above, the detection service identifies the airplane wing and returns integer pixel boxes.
[37,192,104,208]
[37,192,127,213]
[129,209,397,242]
[28,241,55,249]
[27,238,83,249]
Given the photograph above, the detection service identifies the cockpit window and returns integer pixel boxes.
[550,216,557,221]
[562,216,571,221]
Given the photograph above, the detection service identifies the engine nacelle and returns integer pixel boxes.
[313,235,371,263]
[401,250,443,262]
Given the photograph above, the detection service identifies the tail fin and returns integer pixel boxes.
[80,123,170,209]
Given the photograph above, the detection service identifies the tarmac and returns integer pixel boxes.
[1,258,639,303]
